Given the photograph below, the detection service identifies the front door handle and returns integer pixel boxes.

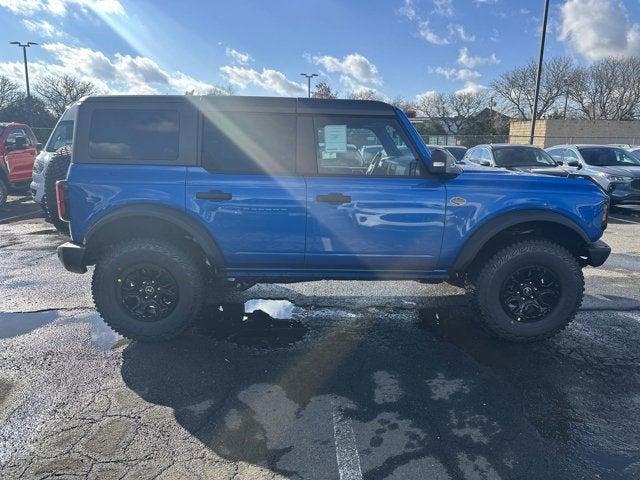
[196,190,232,201]
[316,192,351,204]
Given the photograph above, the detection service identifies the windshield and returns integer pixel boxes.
[578,147,640,166]
[494,147,557,167]
[444,147,466,161]
[46,120,74,152]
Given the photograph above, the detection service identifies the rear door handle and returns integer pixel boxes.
[196,190,232,201]
[316,193,351,204]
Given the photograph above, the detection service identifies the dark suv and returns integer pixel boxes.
[57,96,610,343]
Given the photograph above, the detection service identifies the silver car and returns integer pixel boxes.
[546,144,640,205]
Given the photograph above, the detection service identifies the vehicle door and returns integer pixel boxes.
[4,127,36,183]
[186,108,306,269]
[303,115,446,271]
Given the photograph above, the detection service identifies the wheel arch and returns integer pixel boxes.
[452,209,591,272]
[83,203,226,270]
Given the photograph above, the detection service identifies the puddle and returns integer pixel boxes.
[60,312,126,350]
[196,299,307,348]
[0,311,59,339]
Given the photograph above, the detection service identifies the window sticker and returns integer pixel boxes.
[324,125,347,152]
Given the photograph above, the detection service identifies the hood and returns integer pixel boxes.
[504,165,570,177]
[589,165,640,177]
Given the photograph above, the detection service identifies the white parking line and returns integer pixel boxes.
[610,215,640,225]
[331,399,363,480]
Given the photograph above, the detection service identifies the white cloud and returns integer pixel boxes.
[397,0,417,20]
[456,81,487,94]
[0,42,215,94]
[220,65,306,96]
[0,0,124,16]
[313,53,381,84]
[225,47,252,65]
[419,22,450,45]
[457,47,499,68]
[559,0,640,61]
[433,0,453,17]
[431,66,481,81]
[21,18,63,38]
[448,24,475,42]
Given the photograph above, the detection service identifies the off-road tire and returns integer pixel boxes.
[0,178,7,207]
[92,238,206,342]
[466,240,584,343]
[43,146,71,234]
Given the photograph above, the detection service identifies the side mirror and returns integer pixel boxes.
[556,160,564,165]
[480,160,492,167]
[428,148,462,176]
[567,160,580,167]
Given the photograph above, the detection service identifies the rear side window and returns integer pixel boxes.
[46,120,74,152]
[201,112,296,174]
[89,109,179,160]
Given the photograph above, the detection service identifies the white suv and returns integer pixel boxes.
[30,103,78,213]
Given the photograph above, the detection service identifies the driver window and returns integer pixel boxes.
[313,116,421,177]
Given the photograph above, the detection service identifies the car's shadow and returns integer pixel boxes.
[120,297,638,480]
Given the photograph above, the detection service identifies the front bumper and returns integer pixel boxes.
[586,240,611,267]
[609,182,640,205]
[57,242,87,274]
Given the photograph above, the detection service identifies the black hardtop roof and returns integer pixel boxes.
[80,95,397,116]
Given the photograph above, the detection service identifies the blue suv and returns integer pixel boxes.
[56,96,611,343]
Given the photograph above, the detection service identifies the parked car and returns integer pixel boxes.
[0,122,39,206]
[443,145,467,162]
[57,96,610,344]
[463,144,571,177]
[31,102,78,228]
[546,144,640,205]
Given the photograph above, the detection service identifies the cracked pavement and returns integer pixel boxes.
[0,199,639,480]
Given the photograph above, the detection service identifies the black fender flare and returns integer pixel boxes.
[84,203,226,267]
[452,209,591,271]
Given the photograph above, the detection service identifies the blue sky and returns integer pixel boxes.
[1,0,639,100]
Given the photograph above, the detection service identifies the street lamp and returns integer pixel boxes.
[300,73,318,98]
[563,76,570,120]
[529,0,550,145]
[10,41,38,99]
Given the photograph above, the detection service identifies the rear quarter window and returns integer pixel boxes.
[201,112,296,174]
[89,109,179,160]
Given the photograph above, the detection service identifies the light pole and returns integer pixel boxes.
[300,73,318,98]
[563,76,570,120]
[10,41,38,123]
[529,0,550,145]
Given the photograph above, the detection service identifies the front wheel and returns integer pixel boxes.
[466,240,584,343]
[92,238,206,341]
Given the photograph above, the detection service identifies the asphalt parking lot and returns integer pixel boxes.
[0,196,639,480]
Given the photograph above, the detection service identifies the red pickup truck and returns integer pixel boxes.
[0,122,39,206]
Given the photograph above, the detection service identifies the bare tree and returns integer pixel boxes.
[491,57,574,119]
[311,81,338,99]
[206,84,236,96]
[569,56,640,120]
[347,88,381,100]
[0,75,21,111]
[389,95,417,117]
[35,74,99,117]
[416,90,487,133]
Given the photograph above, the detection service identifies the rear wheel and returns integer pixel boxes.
[0,179,7,207]
[92,238,206,342]
[466,240,584,343]
[43,147,71,234]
